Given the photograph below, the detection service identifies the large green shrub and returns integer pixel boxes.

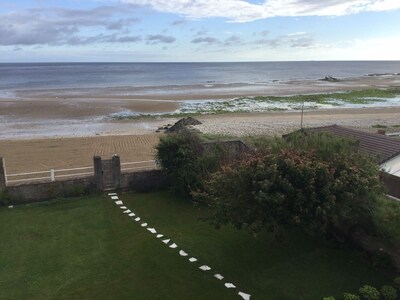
[155,131,229,197]
[343,293,360,300]
[359,285,380,300]
[372,197,400,247]
[155,131,203,196]
[394,277,400,290]
[380,285,398,300]
[195,140,382,234]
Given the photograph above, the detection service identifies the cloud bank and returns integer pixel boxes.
[0,6,141,46]
[121,0,400,22]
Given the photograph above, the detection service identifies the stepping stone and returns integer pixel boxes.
[120,206,127,209]
[108,193,117,196]
[141,223,148,227]
[179,250,188,257]
[8,205,13,209]
[162,239,170,244]
[214,274,224,280]
[135,217,141,222]
[169,243,178,249]
[123,210,131,214]
[147,228,157,234]
[114,201,123,205]
[225,283,236,289]
[238,292,251,300]
[199,265,211,271]
[156,234,164,238]
[111,196,119,200]
[128,213,135,217]
[189,257,197,262]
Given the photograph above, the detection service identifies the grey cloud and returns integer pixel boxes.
[255,33,314,48]
[223,35,243,46]
[171,19,186,26]
[106,18,140,30]
[146,34,176,44]
[67,34,142,45]
[191,37,220,45]
[195,29,208,36]
[0,6,141,46]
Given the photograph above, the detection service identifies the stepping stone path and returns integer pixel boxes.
[199,265,211,271]
[214,274,224,280]
[108,192,251,299]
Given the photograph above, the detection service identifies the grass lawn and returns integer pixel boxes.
[0,191,391,299]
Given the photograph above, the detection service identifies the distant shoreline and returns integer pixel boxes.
[0,74,399,140]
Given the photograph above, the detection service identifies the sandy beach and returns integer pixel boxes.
[1,74,400,174]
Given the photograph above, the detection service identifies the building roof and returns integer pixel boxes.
[289,125,400,164]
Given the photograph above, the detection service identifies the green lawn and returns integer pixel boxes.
[0,192,391,299]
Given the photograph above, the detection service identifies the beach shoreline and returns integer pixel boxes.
[1,73,400,171]
[1,74,400,139]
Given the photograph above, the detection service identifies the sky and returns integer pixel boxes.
[1,0,400,62]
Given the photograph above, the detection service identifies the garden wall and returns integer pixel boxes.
[5,177,96,205]
[3,170,167,205]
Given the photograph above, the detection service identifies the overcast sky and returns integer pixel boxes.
[1,0,400,62]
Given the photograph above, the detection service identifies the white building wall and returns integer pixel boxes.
[381,155,400,177]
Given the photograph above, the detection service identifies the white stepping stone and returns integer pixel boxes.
[189,257,197,262]
[123,210,131,214]
[135,217,141,222]
[199,265,211,271]
[169,243,178,249]
[111,196,119,200]
[225,283,236,289]
[120,206,127,209]
[147,228,157,234]
[156,234,164,238]
[128,213,135,217]
[238,292,251,300]
[179,250,188,257]
[114,201,123,205]
[108,193,117,196]
[214,274,224,280]
[141,223,148,227]
[162,239,170,244]
[8,205,14,209]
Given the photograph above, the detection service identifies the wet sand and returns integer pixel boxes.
[2,75,400,123]
[1,75,400,173]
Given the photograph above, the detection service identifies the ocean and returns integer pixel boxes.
[1,61,400,92]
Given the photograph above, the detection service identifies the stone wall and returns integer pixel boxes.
[121,169,168,192]
[2,169,168,205]
[5,177,96,205]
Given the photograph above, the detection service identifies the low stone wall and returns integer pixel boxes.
[5,177,96,205]
[2,169,168,205]
[121,169,168,192]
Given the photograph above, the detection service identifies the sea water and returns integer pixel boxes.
[1,61,400,93]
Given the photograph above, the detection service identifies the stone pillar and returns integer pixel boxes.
[0,157,6,192]
[93,156,103,191]
[112,154,121,189]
